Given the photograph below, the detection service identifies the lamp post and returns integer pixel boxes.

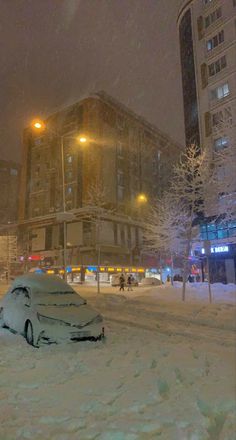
[32,120,87,280]
[136,193,148,266]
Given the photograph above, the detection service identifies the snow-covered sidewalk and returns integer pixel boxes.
[0,282,235,440]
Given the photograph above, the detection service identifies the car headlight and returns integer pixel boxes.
[37,313,71,326]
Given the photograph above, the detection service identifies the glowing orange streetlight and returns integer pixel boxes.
[137,193,148,204]
[31,119,45,130]
[79,136,87,143]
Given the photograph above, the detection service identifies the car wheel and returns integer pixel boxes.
[25,321,34,346]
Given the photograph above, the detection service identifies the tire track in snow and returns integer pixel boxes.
[93,302,236,346]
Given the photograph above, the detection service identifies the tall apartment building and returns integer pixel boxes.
[18,92,181,270]
[0,159,20,224]
[178,0,236,283]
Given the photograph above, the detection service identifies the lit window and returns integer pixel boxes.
[214,137,229,151]
[67,155,72,163]
[206,30,224,52]
[218,83,229,99]
[211,83,229,100]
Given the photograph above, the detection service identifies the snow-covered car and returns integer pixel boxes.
[140,277,162,286]
[0,273,104,347]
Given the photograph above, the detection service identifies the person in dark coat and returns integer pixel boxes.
[127,274,133,291]
[119,274,125,291]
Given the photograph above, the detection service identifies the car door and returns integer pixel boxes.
[4,287,30,333]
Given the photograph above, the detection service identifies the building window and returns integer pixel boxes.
[113,223,117,245]
[207,30,224,51]
[67,155,73,163]
[117,115,125,130]
[201,63,208,88]
[117,141,124,157]
[10,168,18,176]
[117,170,124,186]
[214,137,229,151]
[212,107,232,128]
[205,8,222,28]
[34,138,43,146]
[208,56,226,77]
[66,170,73,181]
[212,111,223,127]
[205,112,212,136]
[117,186,125,201]
[211,83,229,100]
[120,226,125,246]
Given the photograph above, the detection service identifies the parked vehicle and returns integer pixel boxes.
[140,277,162,286]
[0,273,104,347]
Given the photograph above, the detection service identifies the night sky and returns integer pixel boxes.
[0,0,184,163]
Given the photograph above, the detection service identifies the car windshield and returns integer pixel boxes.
[35,292,86,306]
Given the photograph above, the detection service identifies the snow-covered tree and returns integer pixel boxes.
[144,144,224,300]
[83,180,116,293]
[143,193,188,283]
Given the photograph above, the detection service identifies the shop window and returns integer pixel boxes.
[217,229,228,239]
[228,228,236,237]
[208,231,217,240]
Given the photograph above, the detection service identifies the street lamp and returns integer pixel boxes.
[137,193,148,204]
[31,119,87,280]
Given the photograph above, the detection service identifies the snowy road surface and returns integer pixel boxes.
[0,282,235,440]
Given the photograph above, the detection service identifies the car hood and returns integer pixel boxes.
[36,304,101,328]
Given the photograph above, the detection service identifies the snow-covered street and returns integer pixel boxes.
[0,282,236,440]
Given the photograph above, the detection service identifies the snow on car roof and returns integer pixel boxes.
[11,273,75,294]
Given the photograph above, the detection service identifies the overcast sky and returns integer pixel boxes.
[0,0,184,163]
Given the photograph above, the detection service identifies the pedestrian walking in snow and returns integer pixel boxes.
[119,274,125,291]
[127,274,133,291]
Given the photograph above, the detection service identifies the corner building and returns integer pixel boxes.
[18,92,181,272]
[178,0,236,283]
